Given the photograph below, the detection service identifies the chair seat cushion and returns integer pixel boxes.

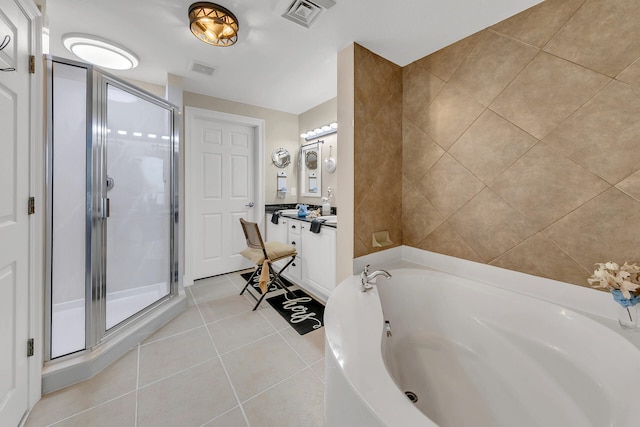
[241,241,296,264]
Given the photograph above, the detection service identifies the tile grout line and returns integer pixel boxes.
[239,365,311,406]
[134,343,140,427]
[198,405,243,427]
[46,390,137,426]
[194,278,253,427]
[275,325,325,383]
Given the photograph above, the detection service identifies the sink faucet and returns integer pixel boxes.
[360,264,391,292]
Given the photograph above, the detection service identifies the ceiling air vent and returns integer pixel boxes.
[190,60,216,76]
[282,0,335,28]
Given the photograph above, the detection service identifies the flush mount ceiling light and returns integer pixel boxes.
[189,2,239,47]
[62,33,139,70]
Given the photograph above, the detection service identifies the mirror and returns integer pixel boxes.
[305,150,318,169]
[271,147,291,168]
[300,142,322,197]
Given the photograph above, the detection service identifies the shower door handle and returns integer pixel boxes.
[101,198,110,218]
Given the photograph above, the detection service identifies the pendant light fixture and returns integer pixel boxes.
[189,2,239,47]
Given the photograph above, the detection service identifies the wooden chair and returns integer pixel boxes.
[239,218,297,310]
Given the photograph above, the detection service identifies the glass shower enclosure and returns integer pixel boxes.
[45,57,180,362]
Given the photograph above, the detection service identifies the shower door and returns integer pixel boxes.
[46,57,179,361]
[103,82,174,329]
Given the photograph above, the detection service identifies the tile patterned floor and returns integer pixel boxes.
[26,271,326,427]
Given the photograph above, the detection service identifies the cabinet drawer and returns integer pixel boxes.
[287,256,302,283]
[288,220,301,236]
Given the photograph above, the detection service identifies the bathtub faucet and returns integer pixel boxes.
[360,265,391,292]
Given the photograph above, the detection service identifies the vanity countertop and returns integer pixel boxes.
[271,212,337,228]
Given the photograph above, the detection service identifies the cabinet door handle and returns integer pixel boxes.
[291,241,296,245]
[292,263,296,267]
[291,225,296,229]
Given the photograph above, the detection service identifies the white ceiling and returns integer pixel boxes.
[45,0,542,115]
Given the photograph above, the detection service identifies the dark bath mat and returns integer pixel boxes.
[267,289,324,335]
[240,271,295,294]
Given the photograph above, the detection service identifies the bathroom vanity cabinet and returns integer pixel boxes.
[266,215,336,301]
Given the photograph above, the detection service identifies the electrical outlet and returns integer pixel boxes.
[291,187,297,196]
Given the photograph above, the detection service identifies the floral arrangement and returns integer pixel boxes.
[588,261,640,307]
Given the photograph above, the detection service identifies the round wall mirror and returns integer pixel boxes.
[305,150,318,170]
[271,147,291,168]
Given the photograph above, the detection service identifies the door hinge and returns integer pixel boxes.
[27,338,34,357]
[29,55,35,74]
[28,197,35,215]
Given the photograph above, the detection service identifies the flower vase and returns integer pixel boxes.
[611,289,640,331]
[618,305,638,330]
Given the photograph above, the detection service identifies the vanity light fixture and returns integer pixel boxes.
[189,2,239,47]
[62,33,139,70]
[301,122,337,141]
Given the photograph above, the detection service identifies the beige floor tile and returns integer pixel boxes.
[207,310,278,354]
[137,359,237,427]
[490,52,609,139]
[25,350,137,426]
[243,368,325,427]
[229,271,254,290]
[310,359,326,384]
[139,326,216,386]
[490,143,609,230]
[53,392,136,427]
[202,407,248,427]
[143,304,205,344]
[190,278,240,304]
[280,328,325,365]
[222,334,306,401]
[198,294,255,324]
[257,305,295,331]
[186,288,197,306]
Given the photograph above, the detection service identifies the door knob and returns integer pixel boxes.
[245,202,255,208]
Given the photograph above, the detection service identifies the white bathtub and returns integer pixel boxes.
[325,268,640,427]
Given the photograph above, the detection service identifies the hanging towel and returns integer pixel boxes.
[271,212,280,224]
[258,259,270,294]
[310,219,326,234]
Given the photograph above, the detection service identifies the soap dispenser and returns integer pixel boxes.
[297,204,308,218]
[322,198,330,216]
[322,186,333,216]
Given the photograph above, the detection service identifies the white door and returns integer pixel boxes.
[188,109,257,279]
[0,0,31,425]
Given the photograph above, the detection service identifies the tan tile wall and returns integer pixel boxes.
[353,44,403,257]
[400,0,640,287]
